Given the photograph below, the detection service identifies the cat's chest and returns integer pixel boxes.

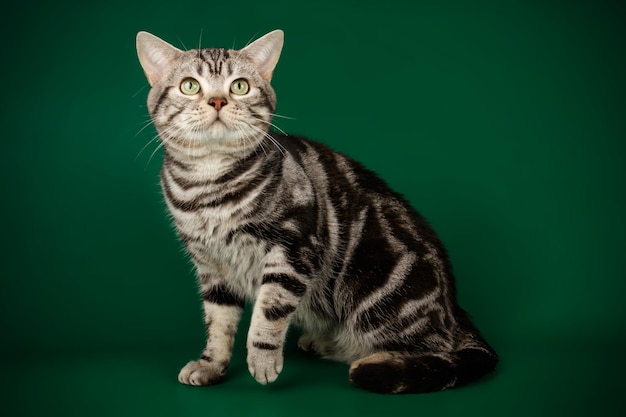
[178,210,266,298]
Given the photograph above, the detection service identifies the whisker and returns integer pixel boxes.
[140,117,193,167]
[245,123,286,156]
[146,140,166,167]
[241,123,270,157]
[244,32,260,48]
[270,113,296,120]
[198,28,204,50]
[143,129,172,168]
[252,117,288,136]
[132,84,149,99]
[136,135,160,161]
[267,135,287,157]
[238,125,265,157]
[135,118,156,137]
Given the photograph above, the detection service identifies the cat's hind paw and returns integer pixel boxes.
[297,333,338,358]
[297,334,315,352]
[178,359,226,386]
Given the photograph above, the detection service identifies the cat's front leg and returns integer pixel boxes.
[178,282,245,386]
[247,248,307,384]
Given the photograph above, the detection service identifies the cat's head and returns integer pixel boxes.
[136,30,283,155]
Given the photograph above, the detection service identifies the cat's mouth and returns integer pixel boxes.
[208,118,228,133]
[172,116,253,147]
[198,119,237,142]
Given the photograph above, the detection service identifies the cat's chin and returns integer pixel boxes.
[201,121,229,140]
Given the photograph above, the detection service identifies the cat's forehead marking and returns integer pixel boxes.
[198,48,231,76]
[178,47,252,83]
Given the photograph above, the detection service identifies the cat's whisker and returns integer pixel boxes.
[177,36,188,51]
[136,120,177,163]
[136,135,160,161]
[146,137,166,168]
[142,119,193,166]
[197,28,204,50]
[132,84,149,99]
[269,113,295,120]
[135,118,156,137]
[244,32,261,48]
[240,127,263,156]
[251,116,289,136]
[237,124,268,157]
[245,123,286,156]
[149,139,165,156]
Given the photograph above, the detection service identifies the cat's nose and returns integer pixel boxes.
[208,97,228,110]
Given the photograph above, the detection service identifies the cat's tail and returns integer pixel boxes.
[348,328,497,394]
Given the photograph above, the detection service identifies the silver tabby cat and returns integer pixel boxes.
[136,29,497,394]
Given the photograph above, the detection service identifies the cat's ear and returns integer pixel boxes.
[241,30,284,82]
[136,31,184,86]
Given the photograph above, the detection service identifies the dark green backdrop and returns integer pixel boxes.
[1,0,624,416]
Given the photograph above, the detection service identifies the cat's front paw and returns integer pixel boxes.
[247,344,284,384]
[178,360,226,386]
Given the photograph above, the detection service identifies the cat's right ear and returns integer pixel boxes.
[241,30,284,82]
[136,31,183,86]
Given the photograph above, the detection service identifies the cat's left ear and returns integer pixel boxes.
[242,30,284,82]
[136,31,184,86]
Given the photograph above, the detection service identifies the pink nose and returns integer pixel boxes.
[208,97,227,110]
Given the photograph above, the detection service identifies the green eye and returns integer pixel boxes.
[180,78,201,95]
[230,78,250,95]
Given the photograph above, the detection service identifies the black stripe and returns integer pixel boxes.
[163,152,191,171]
[252,342,279,350]
[200,355,213,362]
[161,175,197,211]
[255,88,275,113]
[165,106,185,124]
[263,304,297,321]
[201,284,245,308]
[210,170,271,207]
[151,86,173,115]
[161,176,217,212]
[200,49,229,74]
[196,61,205,78]
[162,162,277,212]
[214,150,265,183]
[262,273,306,297]
[165,164,213,190]
[270,132,305,165]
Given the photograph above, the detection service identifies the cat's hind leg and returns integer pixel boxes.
[348,346,497,394]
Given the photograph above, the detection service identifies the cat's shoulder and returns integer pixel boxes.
[270,132,349,164]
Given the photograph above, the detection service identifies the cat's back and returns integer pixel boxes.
[272,132,432,230]
[273,133,404,199]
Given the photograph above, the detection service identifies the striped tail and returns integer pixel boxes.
[349,333,497,394]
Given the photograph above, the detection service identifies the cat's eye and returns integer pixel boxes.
[180,78,201,95]
[230,78,250,95]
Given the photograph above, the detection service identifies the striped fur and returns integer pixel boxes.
[136,30,497,393]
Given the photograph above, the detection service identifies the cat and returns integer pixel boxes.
[135,29,497,394]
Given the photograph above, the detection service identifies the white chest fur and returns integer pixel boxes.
[170,202,267,301]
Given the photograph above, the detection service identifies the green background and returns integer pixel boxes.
[2,0,624,415]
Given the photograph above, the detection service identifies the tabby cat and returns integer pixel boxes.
[135,29,497,394]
